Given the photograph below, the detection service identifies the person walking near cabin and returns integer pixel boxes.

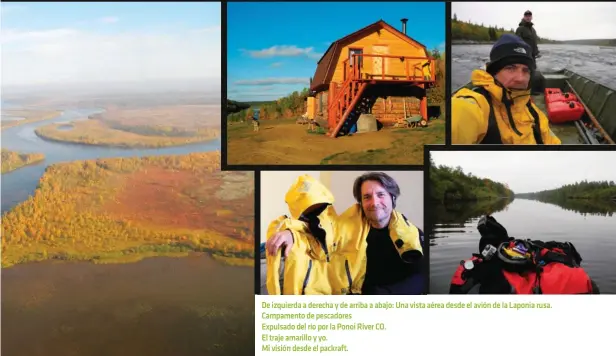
[252,109,260,132]
[516,10,540,61]
[451,34,561,144]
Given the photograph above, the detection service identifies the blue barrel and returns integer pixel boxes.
[349,122,358,134]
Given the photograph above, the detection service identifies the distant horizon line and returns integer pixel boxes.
[2,77,222,89]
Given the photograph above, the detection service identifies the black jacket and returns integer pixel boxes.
[515,20,539,58]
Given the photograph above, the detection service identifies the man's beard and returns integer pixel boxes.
[365,206,390,226]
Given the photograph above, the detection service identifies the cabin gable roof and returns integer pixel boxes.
[310,20,429,92]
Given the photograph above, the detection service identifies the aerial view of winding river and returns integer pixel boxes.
[1,2,254,356]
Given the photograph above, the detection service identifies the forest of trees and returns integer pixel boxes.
[227,88,310,123]
[429,157,514,202]
[1,149,45,174]
[1,152,254,268]
[227,99,251,114]
[427,49,446,108]
[451,13,558,43]
[516,180,616,201]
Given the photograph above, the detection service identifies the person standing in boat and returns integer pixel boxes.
[516,10,540,61]
[451,34,561,144]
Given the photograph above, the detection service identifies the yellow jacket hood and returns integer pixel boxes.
[285,175,335,220]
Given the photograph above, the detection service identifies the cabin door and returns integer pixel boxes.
[372,45,389,79]
[348,48,363,80]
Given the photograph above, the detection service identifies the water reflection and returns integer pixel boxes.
[429,198,513,224]
[428,198,513,246]
[518,198,616,217]
[429,198,616,294]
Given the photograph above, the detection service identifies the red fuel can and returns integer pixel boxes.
[547,92,579,103]
[544,88,562,96]
[546,101,585,124]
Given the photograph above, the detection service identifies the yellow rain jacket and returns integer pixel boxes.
[265,175,338,295]
[266,173,424,295]
[420,59,433,81]
[333,204,423,294]
[452,69,561,145]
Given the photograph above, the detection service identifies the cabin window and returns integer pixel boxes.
[349,48,363,67]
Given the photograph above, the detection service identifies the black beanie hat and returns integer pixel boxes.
[486,34,535,76]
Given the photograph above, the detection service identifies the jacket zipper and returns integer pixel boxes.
[345,260,353,294]
[317,222,330,262]
[302,260,313,295]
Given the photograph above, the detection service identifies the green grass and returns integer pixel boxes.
[320,118,445,165]
[307,126,326,135]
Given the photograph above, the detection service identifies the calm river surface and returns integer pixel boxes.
[430,198,616,294]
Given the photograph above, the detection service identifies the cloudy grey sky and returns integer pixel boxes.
[452,2,616,41]
[431,151,616,193]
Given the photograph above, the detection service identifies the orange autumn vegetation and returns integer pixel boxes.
[35,119,219,148]
[0,151,254,268]
[1,148,45,173]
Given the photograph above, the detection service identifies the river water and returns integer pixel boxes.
[452,44,616,91]
[1,108,221,213]
[429,198,616,294]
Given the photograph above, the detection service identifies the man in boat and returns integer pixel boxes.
[265,172,425,295]
[515,10,540,61]
[516,9,546,95]
[449,215,600,294]
[451,34,561,144]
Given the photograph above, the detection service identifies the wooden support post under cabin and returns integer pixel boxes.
[420,96,428,120]
[328,82,337,130]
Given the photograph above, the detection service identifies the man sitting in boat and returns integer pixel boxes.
[451,34,561,144]
[265,173,425,295]
[449,215,600,294]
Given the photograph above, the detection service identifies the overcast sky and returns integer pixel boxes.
[1,3,220,90]
[431,151,616,193]
[452,2,616,41]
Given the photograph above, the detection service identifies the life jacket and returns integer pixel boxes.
[450,239,599,294]
[468,86,543,144]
